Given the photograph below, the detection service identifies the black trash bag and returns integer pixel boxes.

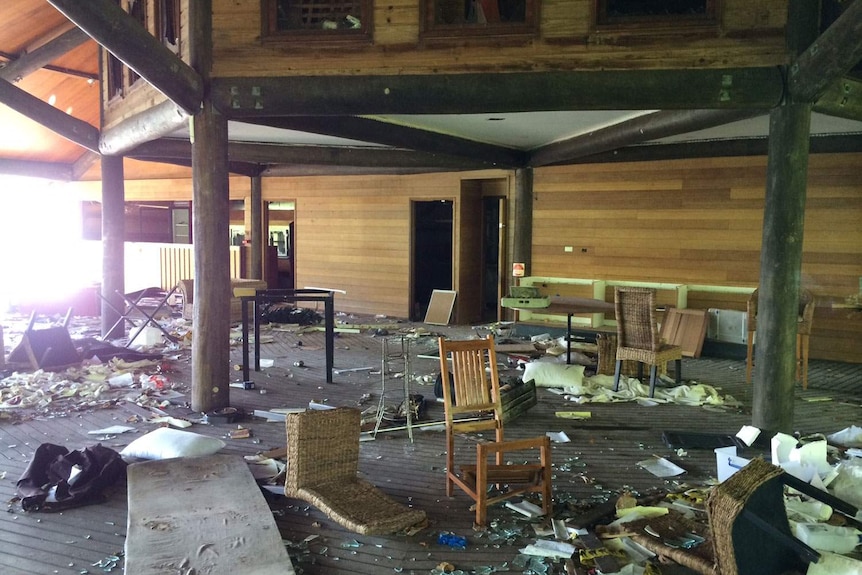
[434,372,456,404]
[17,443,127,512]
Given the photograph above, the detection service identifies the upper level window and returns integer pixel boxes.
[596,0,718,27]
[105,0,147,102]
[423,0,538,38]
[157,0,181,53]
[262,0,372,43]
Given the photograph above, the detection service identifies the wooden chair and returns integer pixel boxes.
[611,287,683,398]
[745,288,816,389]
[285,407,426,535]
[437,335,552,527]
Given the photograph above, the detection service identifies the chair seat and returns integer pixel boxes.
[617,343,683,365]
[289,479,426,535]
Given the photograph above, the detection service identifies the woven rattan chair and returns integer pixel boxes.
[620,458,819,575]
[745,288,816,388]
[612,287,683,398]
[285,407,426,535]
[437,336,552,527]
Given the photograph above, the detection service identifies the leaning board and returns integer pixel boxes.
[126,454,295,575]
[661,308,709,358]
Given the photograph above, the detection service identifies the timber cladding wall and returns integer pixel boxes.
[531,153,862,363]
[210,0,788,76]
[262,172,477,319]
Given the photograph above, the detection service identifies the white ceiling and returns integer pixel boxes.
[215,111,862,154]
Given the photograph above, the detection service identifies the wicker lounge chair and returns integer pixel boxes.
[285,407,426,535]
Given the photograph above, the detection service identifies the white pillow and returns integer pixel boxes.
[522,361,585,388]
[120,427,226,460]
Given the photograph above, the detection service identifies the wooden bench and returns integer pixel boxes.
[125,454,295,575]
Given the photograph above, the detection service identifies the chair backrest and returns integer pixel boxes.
[437,336,504,436]
[286,407,360,491]
[614,287,661,352]
[747,288,759,330]
[748,287,815,330]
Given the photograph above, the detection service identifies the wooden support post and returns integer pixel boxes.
[100,154,125,339]
[752,0,818,433]
[249,176,263,281]
[190,0,230,413]
[510,168,533,320]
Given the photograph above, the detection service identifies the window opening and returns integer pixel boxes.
[596,0,717,26]
[263,0,372,40]
[157,0,181,52]
[423,0,537,37]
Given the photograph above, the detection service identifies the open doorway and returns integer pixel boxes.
[411,200,453,321]
[268,201,295,289]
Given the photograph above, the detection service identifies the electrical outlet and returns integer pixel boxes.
[564,246,573,253]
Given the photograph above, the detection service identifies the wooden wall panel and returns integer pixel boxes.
[531,153,862,362]
[210,0,788,77]
[260,172,482,318]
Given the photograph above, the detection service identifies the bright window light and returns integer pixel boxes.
[0,176,98,313]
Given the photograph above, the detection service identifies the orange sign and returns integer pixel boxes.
[512,262,525,277]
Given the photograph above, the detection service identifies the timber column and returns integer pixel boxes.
[190,0,231,412]
[512,167,533,278]
[100,154,125,339]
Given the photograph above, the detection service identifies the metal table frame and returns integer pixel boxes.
[239,288,335,383]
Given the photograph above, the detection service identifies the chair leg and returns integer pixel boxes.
[613,360,622,391]
[648,365,658,398]
[746,332,755,383]
[799,334,810,390]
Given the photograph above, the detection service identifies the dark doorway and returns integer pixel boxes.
[481,197,505,323]
[412,200,453,321]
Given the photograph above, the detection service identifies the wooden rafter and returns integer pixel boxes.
[0,26,90,82]
[46,0,203,115]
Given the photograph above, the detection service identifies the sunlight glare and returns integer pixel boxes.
[0,176,98,312]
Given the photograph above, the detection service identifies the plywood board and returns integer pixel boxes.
[424,290,457,325]
[661,308,709,358]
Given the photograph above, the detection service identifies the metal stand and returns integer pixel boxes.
[373,335,414,442]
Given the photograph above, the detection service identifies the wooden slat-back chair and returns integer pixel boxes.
[437,336,552,526]
[745,288,816,388]
[612,287,683,398]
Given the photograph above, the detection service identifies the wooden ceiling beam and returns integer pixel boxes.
[813,75,862,122]
[0,158,72,180]
[565,133,862,164]
[246,116,526,167]
[100,100,189,155]
[128,138,489,170]
[262,165,460,177]
[529,109,762,167]
[0,26,90,83]
[789,0,862,103]
[46,0,203,115]
[0,77,99,152]
[213,67,784,117]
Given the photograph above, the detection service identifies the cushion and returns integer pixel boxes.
[522,361,585,388]
[120,427,225,461]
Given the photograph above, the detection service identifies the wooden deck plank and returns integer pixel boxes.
[1,319,860,574]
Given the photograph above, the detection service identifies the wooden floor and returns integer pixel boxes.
[1,317,860,575]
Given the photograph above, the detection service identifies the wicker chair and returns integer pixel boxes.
[745,288,816,388]
[612,287,683,398]
[437,336,552,527]
[619,458,819,575]
[285,407,426,535]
